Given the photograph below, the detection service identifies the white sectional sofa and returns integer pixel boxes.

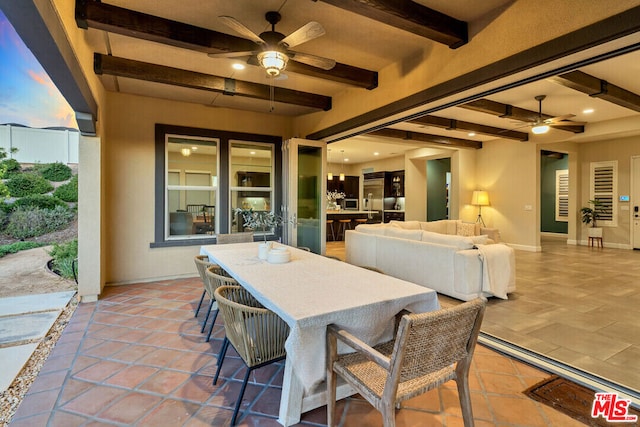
[345,220,516,301]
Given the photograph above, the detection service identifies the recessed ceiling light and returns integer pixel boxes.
[344,158,349,162]
[191,146,198,150]
[250,151,256,155]
[232,63,246,70]
[583,108,594,114]
[468,132,476,137]
[373,152,380,156]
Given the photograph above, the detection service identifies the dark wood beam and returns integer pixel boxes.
[314,0,467,48]
[76,0,378,89]
[459,99,584,133]
[549,70,640,113]
[94,54,332,110]
[408,115,529,141]
[368,128,482,149]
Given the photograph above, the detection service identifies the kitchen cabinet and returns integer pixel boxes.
[384,211,405,223]
[384,170,405,197]
[327,175,359,198]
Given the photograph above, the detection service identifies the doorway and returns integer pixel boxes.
[427,158,451,221]
[540,151,569,236]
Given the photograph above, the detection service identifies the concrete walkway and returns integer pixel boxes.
[0,247,76,392]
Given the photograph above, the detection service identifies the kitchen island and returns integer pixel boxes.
[327,210,379,240]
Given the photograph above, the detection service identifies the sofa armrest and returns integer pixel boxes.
[480,227,501,243]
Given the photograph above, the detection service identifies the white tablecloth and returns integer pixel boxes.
[200,242,440,392]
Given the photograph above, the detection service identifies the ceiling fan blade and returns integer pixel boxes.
[207,51,254,59]
[280,21,325,48]
[550,120,587,126]
[290,51,336,70]
[219,16,264,45]
[543,114,575,124]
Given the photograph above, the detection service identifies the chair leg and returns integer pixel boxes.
[205,309,219,342]
[380,401,396,427]
[213,337,229,384]
[456,376,475,427]
[201,300,214,333]
[194,290,206,317]
[230,367,253,425]
[326,368,337,426]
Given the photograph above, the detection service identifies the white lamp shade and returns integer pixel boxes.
[257,51,288,76]
[531,124,550,134]
[471,190,489,206]
[327,172,333,180]
[339,173,345,181]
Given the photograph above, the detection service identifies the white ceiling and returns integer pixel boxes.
[82,1,640,163]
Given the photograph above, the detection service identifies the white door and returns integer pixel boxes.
[282,138,327,254]
[632,156,640,249]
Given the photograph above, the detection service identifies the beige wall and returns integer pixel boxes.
[102,92,292,284]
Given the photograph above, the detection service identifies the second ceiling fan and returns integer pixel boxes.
[209,11,336,77]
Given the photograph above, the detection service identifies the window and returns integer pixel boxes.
[166,136,218,239]
[153,124,282,248]
[590,161,617,226]
[555,169,568,222]
[229,142,274,237]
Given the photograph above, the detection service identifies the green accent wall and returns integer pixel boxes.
[427,158,450,221]
[540,153,568,233]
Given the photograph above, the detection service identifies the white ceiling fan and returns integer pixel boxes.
[209,11,336,77]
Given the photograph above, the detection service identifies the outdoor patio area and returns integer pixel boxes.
[8,277,585,426]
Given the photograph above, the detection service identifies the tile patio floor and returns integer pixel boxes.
[9,277,587,426]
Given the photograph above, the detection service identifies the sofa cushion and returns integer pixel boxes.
[389,220,420,230]
[421,230,475,250]
[457,221,480,237]
[385,227,424,241]
[355,224,385,235]
[419,221,448,234]
[470,235,489,245]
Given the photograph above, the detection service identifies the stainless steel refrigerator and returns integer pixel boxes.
[363,177,383,223]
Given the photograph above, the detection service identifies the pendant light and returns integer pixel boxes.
[327,149,333,180]
[339,150,345,181]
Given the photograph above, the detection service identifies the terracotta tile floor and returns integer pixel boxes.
[9,278,587,426]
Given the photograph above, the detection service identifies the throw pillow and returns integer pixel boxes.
[470,235,489,245]
[457,221,479,237]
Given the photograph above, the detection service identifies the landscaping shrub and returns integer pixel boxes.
[39,162,72,182]
[5,206,75,239]
[48,239,77,280]
[54,175,78,202]
[0,208,7,230]
[9,194,69,211]
[0,241,46,258]
[0,181,9,198]
[5,173,53,197]
[0,158,21,178]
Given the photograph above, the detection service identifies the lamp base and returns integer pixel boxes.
[476,214,486,228]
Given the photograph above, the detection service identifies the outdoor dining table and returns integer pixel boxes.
[200,242,440,426]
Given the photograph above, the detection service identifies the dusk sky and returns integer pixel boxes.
[0,9,77,129]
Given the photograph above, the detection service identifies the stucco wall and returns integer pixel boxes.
[102,92,293,284]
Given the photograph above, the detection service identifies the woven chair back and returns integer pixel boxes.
[393,298,485,383]
[216,232,254,244]
[215,285,289,368]
[204,266,237,298]
[194,255,217,282]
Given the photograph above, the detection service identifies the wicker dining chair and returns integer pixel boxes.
[193,255,217,318]
[213,285,290,426]
[326,298,486,427]
[216,231,254,244]
[202,267,238,342]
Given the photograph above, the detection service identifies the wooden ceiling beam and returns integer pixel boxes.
[314,0,467,48]
[368,128,482,149]
[459,99,585,133]
[94,54,332,110]
[408,115,529,141]
[549,70,640,113]
[76,0,378,89]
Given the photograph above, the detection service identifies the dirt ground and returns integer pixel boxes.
[0,221,78,298]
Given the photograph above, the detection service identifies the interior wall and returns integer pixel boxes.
[578,134,640,247]
[103,91,293,284]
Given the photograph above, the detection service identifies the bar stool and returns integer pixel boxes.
[326,220,336,241]
[337,219,352,241]
[354,218,367,229]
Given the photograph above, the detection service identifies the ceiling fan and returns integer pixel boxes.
[517,95,586,134]
[209,11,336,77]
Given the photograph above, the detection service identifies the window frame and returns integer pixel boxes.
[152,124,282,248]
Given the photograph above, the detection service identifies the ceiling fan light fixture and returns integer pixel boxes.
[531,124,550,134]
[257,50,288,76]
